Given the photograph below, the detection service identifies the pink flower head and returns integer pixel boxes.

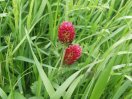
[58,21,75,43]
[64,44,82,65]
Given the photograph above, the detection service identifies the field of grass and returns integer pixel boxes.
[0,0,132,99]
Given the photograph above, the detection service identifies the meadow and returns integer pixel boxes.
[0,0,132,99]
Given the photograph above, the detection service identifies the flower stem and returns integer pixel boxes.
[60,45,66,67]
[65,0,69,20]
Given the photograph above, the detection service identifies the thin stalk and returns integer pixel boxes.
[60,46,66,67]
[58,45,66,71]
[65,0,69,21]
[0,64,2,86]
[34,44,43,96]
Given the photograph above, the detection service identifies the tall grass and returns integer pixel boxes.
[0,0,132,99]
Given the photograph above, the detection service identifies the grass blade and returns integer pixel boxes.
[25,28,55,97]
[64,75,84,99]
[51,70,81,99]
[0,88,7,99]
[90,34,132,99]
[112,80,131,99]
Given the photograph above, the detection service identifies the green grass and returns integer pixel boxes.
[0,0,132,99]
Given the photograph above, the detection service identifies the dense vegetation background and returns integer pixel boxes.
[0,0,132,99]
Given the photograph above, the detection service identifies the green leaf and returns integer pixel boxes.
[90,34,132,99]
[7,91,26,99]
[28,96,44,99]
[30,81,44,95]
[0,13,7,17]
[25,28,55,97]
[112,80,131,99]
[31,81,38,95]
[51,70,81,99]
[0,88,7,99]
[64,75,84,99]
[33,0,47,23]
[0,46,8,52]
[117,16,132,21]
[90,58,115,99]
[0,0,5,1]
[14,56,34,64]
